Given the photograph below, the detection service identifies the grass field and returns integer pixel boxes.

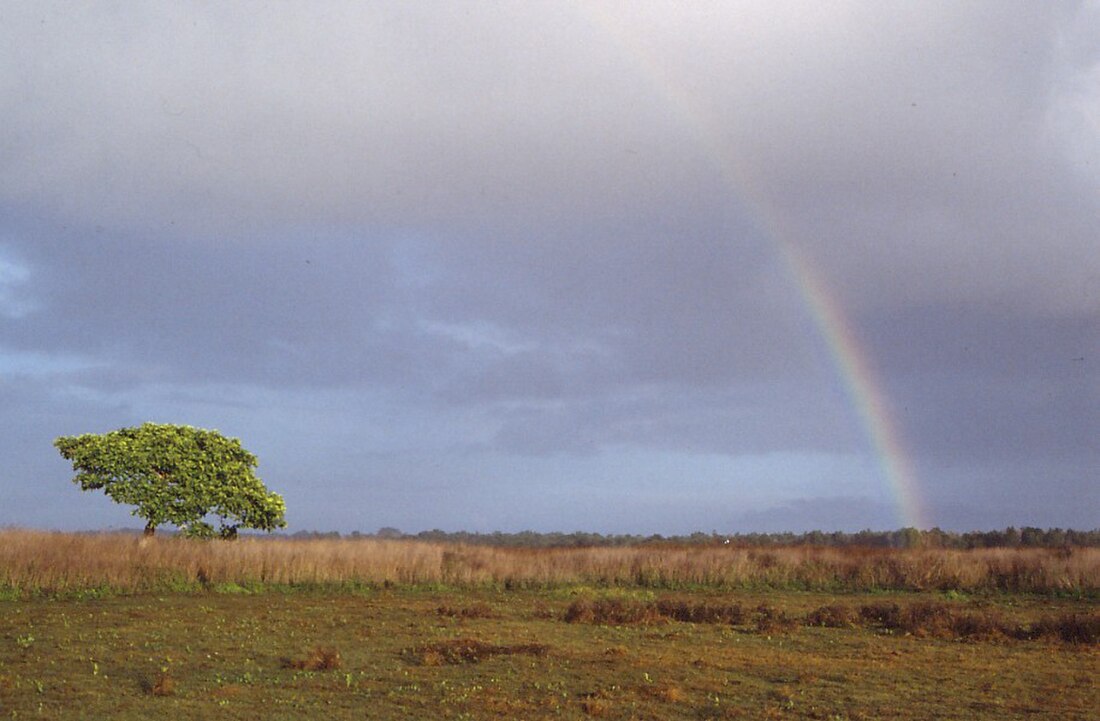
[1,533,1097,719]
[3,531,1098,595]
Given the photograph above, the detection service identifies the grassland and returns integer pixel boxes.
[0,531,1097,719]
[2,530,1098,595]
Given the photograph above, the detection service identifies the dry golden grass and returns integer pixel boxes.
[0,529,1097,595]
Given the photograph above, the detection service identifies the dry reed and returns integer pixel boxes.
[0,529,1097,595]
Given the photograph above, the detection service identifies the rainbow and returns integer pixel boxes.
[780,246,929,529]
[578,4,930,529]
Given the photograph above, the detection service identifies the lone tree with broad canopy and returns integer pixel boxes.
[54,423,286,538]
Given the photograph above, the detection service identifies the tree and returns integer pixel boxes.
[54,423,286,538]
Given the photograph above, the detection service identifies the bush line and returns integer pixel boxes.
[562,597,1100,644]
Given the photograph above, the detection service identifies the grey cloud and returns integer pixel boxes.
[0,2,688,234]
[920,460,1099,531]
[3,2,1095,321]
[0,2,1096,532]
[863,305,1098,463]
[732,497,897,534]
[485,382,866,459]
[2,221,465,388]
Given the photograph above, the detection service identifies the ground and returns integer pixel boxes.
[1,587,1096,719]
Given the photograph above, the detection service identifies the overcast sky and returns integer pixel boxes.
[1,1,1096,534]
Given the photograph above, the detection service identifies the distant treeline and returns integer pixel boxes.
[281,526,1100,549]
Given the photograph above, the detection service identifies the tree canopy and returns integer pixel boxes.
[54,423,286,538]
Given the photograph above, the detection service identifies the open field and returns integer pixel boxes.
[0,532,1097,719]
[2,587,1097,720]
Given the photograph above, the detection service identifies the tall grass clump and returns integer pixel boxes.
[0,530,1096,596]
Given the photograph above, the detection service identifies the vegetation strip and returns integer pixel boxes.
[2,531,1098,597]
[563,597,1100,643]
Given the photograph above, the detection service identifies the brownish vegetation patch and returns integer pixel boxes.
[1030,612,1100,644]
[638,683,686,703]
[560,596,1100,645]
[436,601,497,619]
[578,692,614,717]
[858,601,1005,639]
[281,646,342,671]
[565,598,749,626]
[900,600,959,637]
[855,603,1100,643]
[144,673,176,696]
[859,601,904,629]
[805,604,856,628]
[563,598,664,625]
[753,604,799,633]
[656,599,746,624]
[407,638,550,665]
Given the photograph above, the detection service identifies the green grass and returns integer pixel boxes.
[0,587,1096,719]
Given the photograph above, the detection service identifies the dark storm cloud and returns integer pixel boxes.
[0,219,464,389]
[733,497,897,534]
[485,382,864,459]
[0,2,1096,532]
[862,305,1097,464]
[0,371,138,528]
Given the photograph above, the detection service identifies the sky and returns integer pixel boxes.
[0,1,1096,535]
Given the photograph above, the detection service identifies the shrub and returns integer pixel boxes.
[948,610,1011,640]
[859,602,902,629]
[805,604,856,628]
[902,601,956,637]
[564,598,662,625]
[656,600,745,625]
[753,604,798,633]
[1031,613,1100,644]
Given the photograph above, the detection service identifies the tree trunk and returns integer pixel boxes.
[143,521,156,537]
